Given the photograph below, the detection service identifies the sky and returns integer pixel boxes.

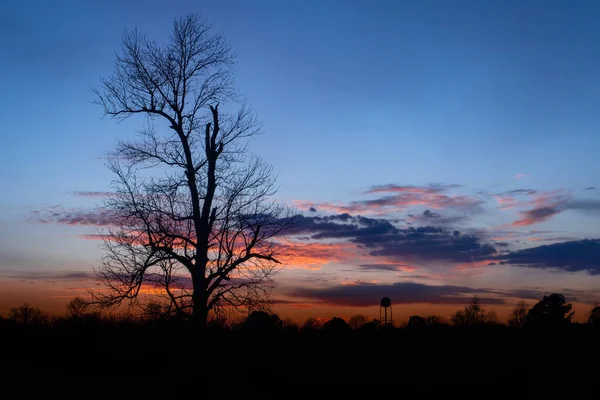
[2,0,600,324]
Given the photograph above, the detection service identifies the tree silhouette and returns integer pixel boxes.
[451,297,487,326]
[508,300,529,328]
[407,315,426,329]
[348,314,368,329]
[322,317,350,332]
[92,14,293,328]
[301,317,322,332]
[244,310,282,333]
[8,303,45,325]
[526,293,574,329]
[587,304,600,325]
[66,296,90,321]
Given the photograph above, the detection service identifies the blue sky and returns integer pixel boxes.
[2,0,600,322]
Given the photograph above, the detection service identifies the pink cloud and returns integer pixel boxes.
[295,184,482,215]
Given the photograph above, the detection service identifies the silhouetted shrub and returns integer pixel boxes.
[301,317,322,332]
[587,304,600,325]
[245,311,282,333]
[322,317,350,333]
[407,315,426,329]
[526,293,573,329]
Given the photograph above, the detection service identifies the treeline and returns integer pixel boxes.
[2,292,600,334]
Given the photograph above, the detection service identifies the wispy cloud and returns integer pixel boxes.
[295,183,483,216]
[27,206,117,226]
[285,281,503,307]
[514,174,528,180]
[72,191,115,198]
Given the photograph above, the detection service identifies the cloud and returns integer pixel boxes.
[514,174,528,179]
[356,226,497,264]
[586,187,596,190]
[285,281,503,307]
[274,241,358,270]
[295,183,483,216]
[566,199,600,214]
[407,209,470,226]
[72,191,115,198]
[512,206,563,227]
[423,210,441,218]
[509,190,571,226]
[498,239,600,275]
[283,213,496,265]
[365,184,461,195]
[1,270,96,281]
[357,264,412,272]
[27,206,117,226]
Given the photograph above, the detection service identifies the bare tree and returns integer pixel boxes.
[66,296,90,320]
[508,300,529,328]
[451,297,487,326]
[348,314,368,329]
[9,303,46,325]
[92,14,292,328]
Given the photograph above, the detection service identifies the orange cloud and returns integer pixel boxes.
[275,241,358,270]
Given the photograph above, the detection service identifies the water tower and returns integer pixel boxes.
[380,297,392,326]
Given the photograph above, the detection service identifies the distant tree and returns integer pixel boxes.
[8,303,45,325]
[348,314,368,330]
[142,298,170,322]
[322,317,350,332]
[360,319,380,332]
[508,300,530,328]
[281,317,299,333]
[485,310,501,325]
[406,315,426,329]
[301,317,322,332]
[424,316,446,326]
[66,297,90,321]
[92,14,293,329]
[587,304,600,325]
[526,293,574,329]
[451,297,487,326]
[245,310,282,333]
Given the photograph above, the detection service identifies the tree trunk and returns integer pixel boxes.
[192,278,208,330]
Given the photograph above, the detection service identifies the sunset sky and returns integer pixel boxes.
[2,0,600,324]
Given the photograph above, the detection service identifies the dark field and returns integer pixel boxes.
[2,321,598,396]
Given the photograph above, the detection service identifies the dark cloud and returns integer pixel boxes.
[285,213,496,264]
[585,187,596,190]
[285,213,497,265]
[357,226,496,264]
[72,191,115,198]
[499,239,600,275]
[566,199,600,214]
[423,210,441,218]
[502,189,538,196]
[407,209,471,226]
[3,270,96,281]
[357,264,406,272]
[512,206,562,226]
[308,207,317,212]
[27,206,117,226]
[285,281,503,307]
